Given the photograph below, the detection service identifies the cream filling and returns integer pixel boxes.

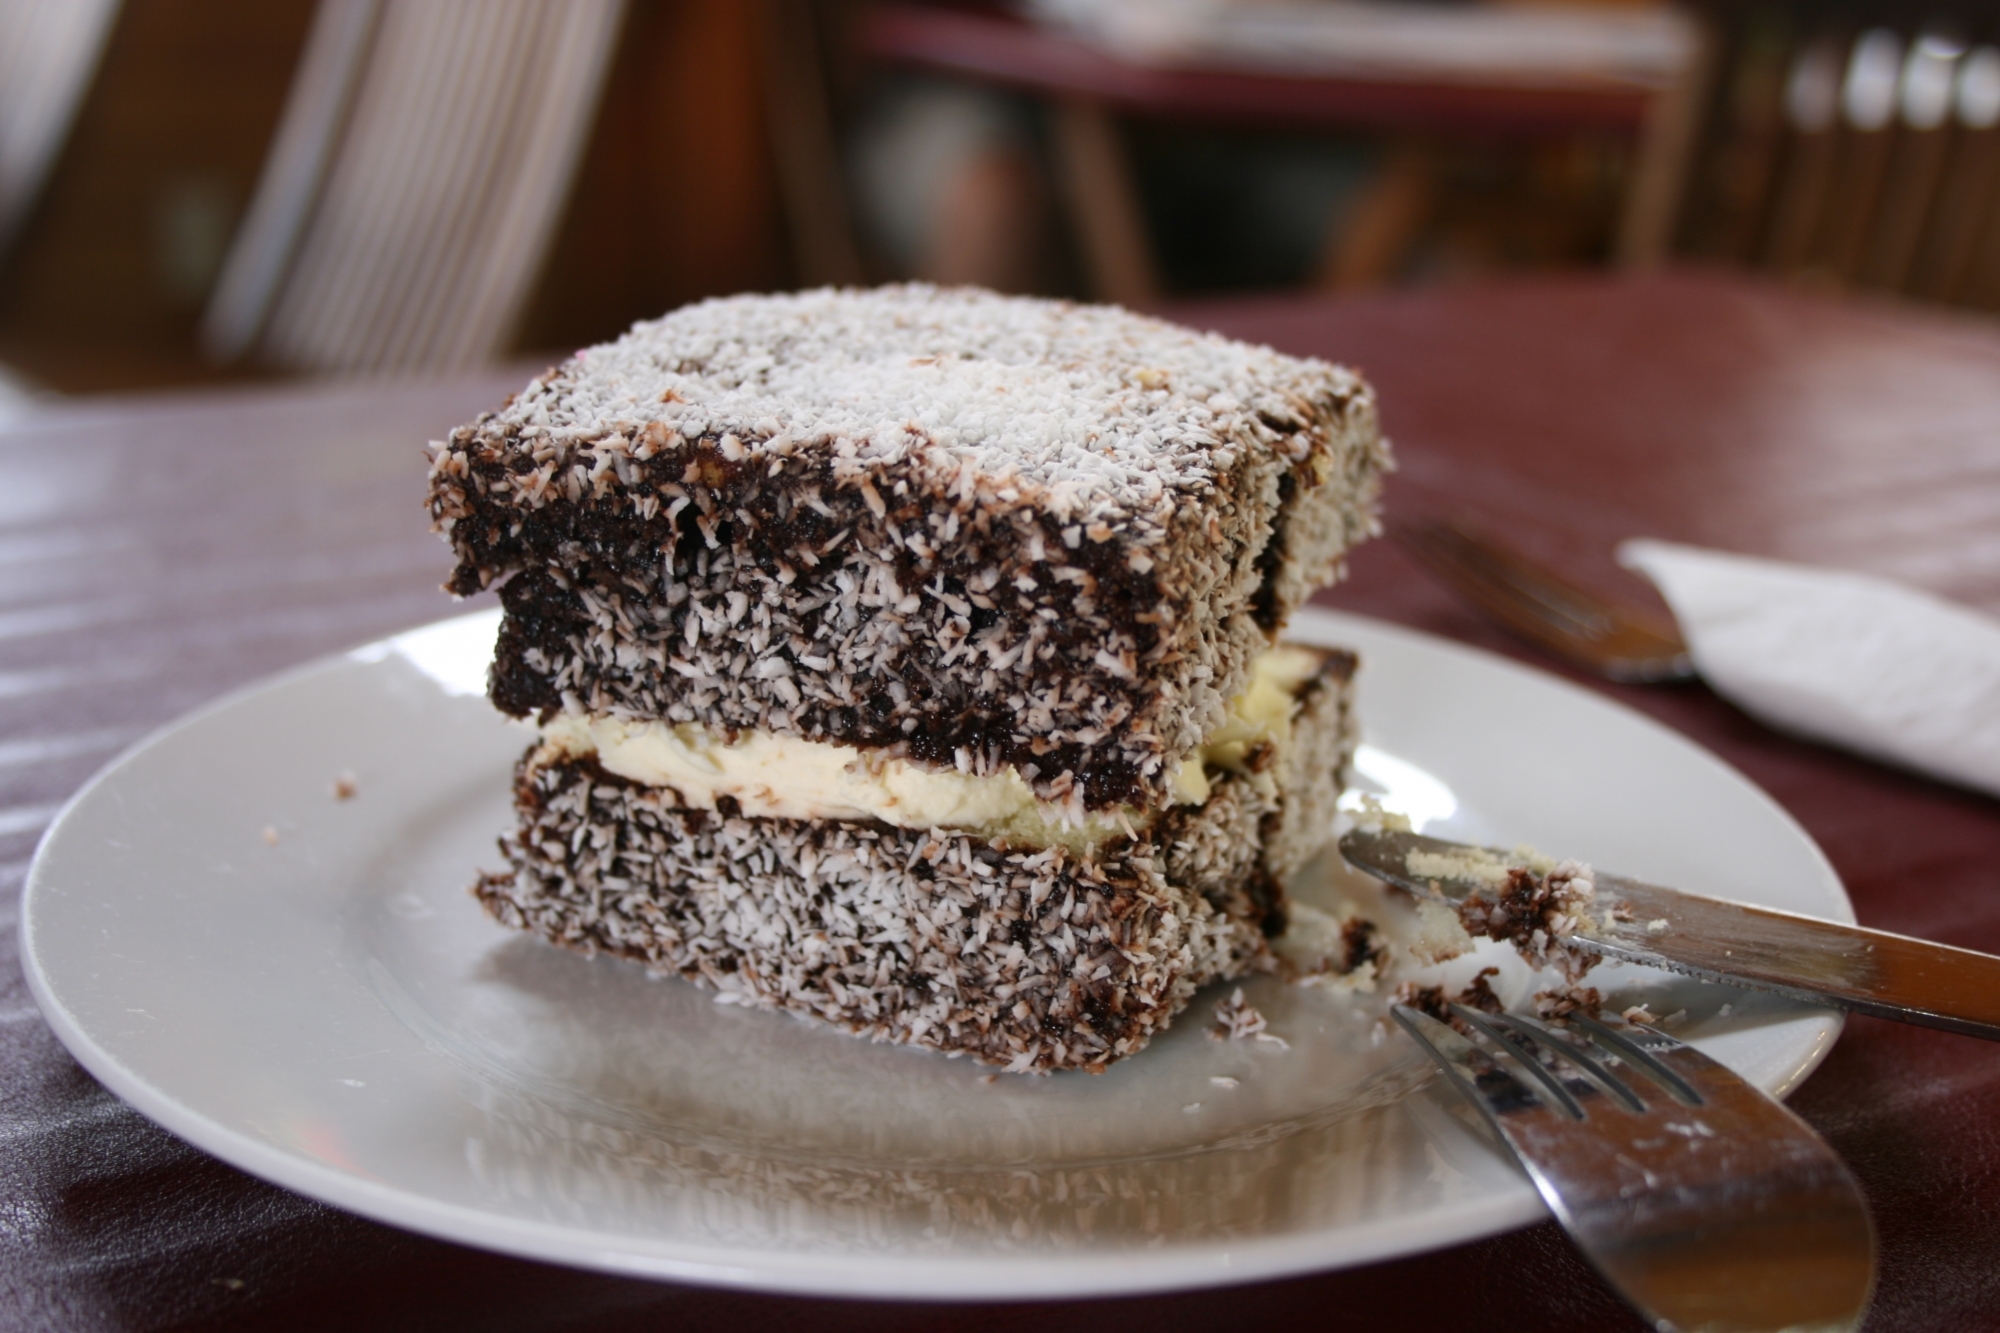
[538,645,1326,848]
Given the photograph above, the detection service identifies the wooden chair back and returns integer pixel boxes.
[1670,5,2000,307]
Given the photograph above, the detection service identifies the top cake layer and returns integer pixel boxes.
[459,285,1361,515]
[428,285,1388,813]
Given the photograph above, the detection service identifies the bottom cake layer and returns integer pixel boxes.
[474,649,1356,1073]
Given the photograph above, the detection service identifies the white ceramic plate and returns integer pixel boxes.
[22,607,1848,1299]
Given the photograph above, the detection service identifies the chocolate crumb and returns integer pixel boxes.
[1457,860,1600,985]
[1458,966,1505,1014]
[333,771,358,801]
[1394,969,1501,1031]
[1339,916,1388,975]
[1535,986,1603,1021]
[1392,981,1452,1022]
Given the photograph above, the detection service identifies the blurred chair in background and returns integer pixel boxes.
[855,1,1703,304]
[847,75,1061,292]
[203,0,625,376]
[0,0,790,393]
[1664,5,2000,308]
[0,0,118,258]
[4,0,2000,397]
[0,0,119,411]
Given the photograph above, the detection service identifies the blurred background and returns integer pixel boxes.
[0,0,1995,403]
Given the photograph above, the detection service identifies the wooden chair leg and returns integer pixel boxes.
[1964,171,2000,310]
[1758,32,1845,279]
[1313,141,1435,291]
[1760,124,1839,277]
[1050,98,1158,307]
[1819,126,1897,282]
[759,0,866,288]
[1617,21,1715,270]
[1860,124,1951,292]
[1911,127,2000,304]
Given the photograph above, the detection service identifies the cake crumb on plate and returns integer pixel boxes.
[1211,988,1268,1041]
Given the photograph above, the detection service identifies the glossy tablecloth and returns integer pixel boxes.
[4,272,1998,1331]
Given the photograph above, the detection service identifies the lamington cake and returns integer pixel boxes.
[427,285,1390,1072]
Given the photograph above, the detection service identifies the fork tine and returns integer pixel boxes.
[1480,1010,1648,1115]
[1390,1004,1575,1122]
[1394,518,1695,683]
[1401,521,1614,636]
[1445,1005,1587,1118]
[1569,1013,1704,1106]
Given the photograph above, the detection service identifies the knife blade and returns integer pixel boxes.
[1338,825,2000,1042]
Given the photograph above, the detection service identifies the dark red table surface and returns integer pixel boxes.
[3,270,1998,1331]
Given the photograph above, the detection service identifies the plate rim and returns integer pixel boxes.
[20,605,1849,1298]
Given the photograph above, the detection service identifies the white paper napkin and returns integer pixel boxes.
[1619,539,2000,799]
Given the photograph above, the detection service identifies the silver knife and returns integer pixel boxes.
[1339,826,2000,1041]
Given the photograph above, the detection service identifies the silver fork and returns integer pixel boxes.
[1394,1003,1874,1333]
[1394,518,1695,683]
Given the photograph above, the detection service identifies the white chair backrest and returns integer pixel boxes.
[0,0,120,254]
[206,0,625,375]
